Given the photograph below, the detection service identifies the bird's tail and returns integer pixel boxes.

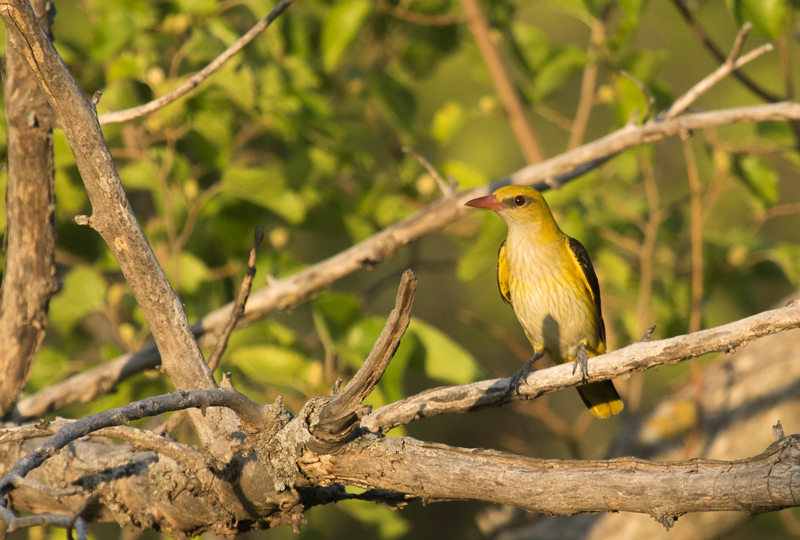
[577,381,623,419]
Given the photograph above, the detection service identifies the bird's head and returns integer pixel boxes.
[465,186,558,232]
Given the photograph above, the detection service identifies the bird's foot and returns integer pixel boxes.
[510,352,544,395]
[572,344,589,382]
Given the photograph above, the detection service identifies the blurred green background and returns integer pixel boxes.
[2,0,800,538]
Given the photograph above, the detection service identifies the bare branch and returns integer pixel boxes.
[669,0,782,103]
[97,0,296,125]
[0,387,269,492]
[304,432,800,522]
[459,0,545,163]
[665,25,773,120]
[402,146,454,196]
[310,270,417,452]
[362,303,800,432]
[207,228,264,372]
[14,100,800,422]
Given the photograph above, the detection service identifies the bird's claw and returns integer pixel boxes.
[573,345,589,382]
[510,352,544,396]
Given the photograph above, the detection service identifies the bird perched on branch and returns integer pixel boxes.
[465,185,623,418]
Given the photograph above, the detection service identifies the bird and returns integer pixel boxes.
[465,185,623,418]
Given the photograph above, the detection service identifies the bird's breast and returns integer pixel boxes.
[504,237,600,362]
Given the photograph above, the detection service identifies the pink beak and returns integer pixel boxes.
[465,195,503,211]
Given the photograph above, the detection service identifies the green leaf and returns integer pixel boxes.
[769,243,800,285]
[441,160,487,189]
[755,121,794,146]
[732,155,778,210]
[370,72,417,131]
[530,47,587,102]
[177,252,211,294]
[728,0,787,38]
[49,266,108,332]
[321,0,371,72]
[337,502,411,540]
[222,166,307,224]
[229,345,317,387]
[431,101,464,143]
[408,319,483,384]
[315,292,362,339]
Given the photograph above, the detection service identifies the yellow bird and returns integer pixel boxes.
[466,185,623,418]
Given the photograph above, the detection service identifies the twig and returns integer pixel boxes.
[669,0,781,103]
[568,15,607,149]
[459,0,544,163]
[664,25,773,120]
[207,228,264,372]
[97,0,296,125]
[310,270,417,451]
[362,303,800,432]
[402,146,453,196]
[0,505,88,538]
[682,134,706,459]
[14,100,800,423]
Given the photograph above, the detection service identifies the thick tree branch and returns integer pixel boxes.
[362,303,800,432]
[97,0,296,125]
[0,386,269,491]
[310,270,417,452]
[0,0,241,450]
[0,0,58,418]
[13,100,800,423]
[303,433,800,525]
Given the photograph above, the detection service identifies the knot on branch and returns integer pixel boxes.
[307,270,417,453]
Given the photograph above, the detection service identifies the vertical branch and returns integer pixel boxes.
[628,154,662,412]
[684,137,704,334]
[0,0,58,418]
[682,134,705,458]
[0,0,240,453]
[459,0,545,164]
[567,16,606,150]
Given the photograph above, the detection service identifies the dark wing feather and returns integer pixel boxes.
[566,236,605,346]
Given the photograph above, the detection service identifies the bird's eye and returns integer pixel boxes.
[514,195,527,207]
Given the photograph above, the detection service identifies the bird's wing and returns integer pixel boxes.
[497,241,512,305]
[565,236,606,346]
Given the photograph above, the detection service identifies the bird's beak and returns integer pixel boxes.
[465,195,503,211]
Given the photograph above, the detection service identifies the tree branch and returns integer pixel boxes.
[96,0,296,125]
[664,23,772,120]
[0,385,269,492]
[0,0,241,450]
[362,303,800,432]
[13,100,800,423]
[310,270,417,452]
[206,228,264,373]
[459,0,545,163]
[304,432,800,525]
[0,0,58,418]
[669,0,782,103]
